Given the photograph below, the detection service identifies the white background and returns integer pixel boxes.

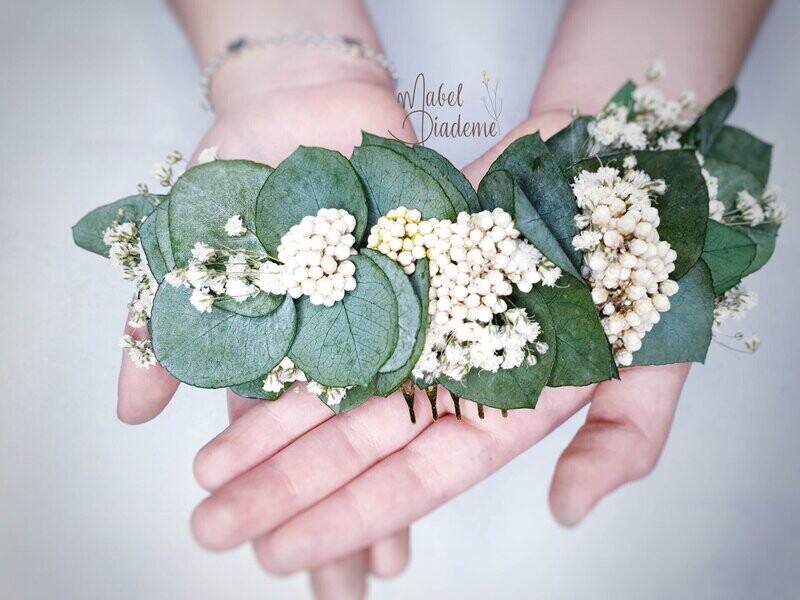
[1,1,799,598]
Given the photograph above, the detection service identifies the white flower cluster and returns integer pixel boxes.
[695,152,725,223]
[166,242,285,313]
[224,214,247,237]
[413,308,548,383]
[119,334,156,368]
[367,206,430,274]
[425,210,561,327]
[571,157,679,366]
[278,208,358,306]
[306,381,351,407]
[262,357,307,393]
[104,218,159,365]
[151,150,184,188]
[197,146,219,165]
[403,208,559,383]
[724,186,787,228]
[713,285,758,331]
[588,65,696,154]
[261,357,349,406]
[713,285,761,353]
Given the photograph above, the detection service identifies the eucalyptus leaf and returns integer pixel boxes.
[289,254,399,387]
[360,132,475,213]
[609,80,636,110]
[154,197,175,272]
[139,210,169,283]
[72,193,161,257]
[256,147,367,253]
[546,116,591,169]
[479,170,582,281]
[411,144,481,212]
[681,87,737,155]
[705,158,763,210]
[351,143,468,229]
[150,286,296,388]
[215,292,283,317]
[739,223,778,277]
[360,249,421,374]
[375,258,431,397]
[701,220,757,294]
[707,125,771,186]
[488,133,582,268]
[231,377,285,401]
[169,160,273,264]
[326,382,383,415]
[439,287,557,409]
[630,260,714,366]
[568,150,709,279]
[539,273,618,387]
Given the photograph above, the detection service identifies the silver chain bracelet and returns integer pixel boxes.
[201,32,399,111]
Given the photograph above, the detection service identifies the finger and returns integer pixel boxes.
[548,363,690,527]
[252,385,592,573]
[191,387,435,551]
[117,320,180,424]
[308,550,368,600]
[368,529,410,579]
[193,385,336,491]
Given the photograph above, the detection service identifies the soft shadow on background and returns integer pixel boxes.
[1,1,798,598]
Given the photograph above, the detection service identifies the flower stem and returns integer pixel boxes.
[402,381,416,424]
[477,404,485,419]
[425,385,439,421]
[452,394,462,420]
[501,409,508,418]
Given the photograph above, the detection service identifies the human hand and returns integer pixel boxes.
[115,69,415,597]
[188,111,693,575]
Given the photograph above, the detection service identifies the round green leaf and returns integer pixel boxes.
[707,125,771,187]
[479,169,582,281]
[215,292,283,317]
[701,220,757,294]
[150,285,296,388]
[631,260,715,366]
[255,147,367,254]
[169,160,273,265]
[412,144,481,212]
[351,144,467,229]
[375,258,431,397]
[487,133,583,269]
[72,193,161,257]
[155,197,175,271]
[139,211,169,282]
[360,249,421,374]
[288,254,399,387]
[545,116,591,169]
[541,272,618,387]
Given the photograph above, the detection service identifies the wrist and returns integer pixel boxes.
[210,47,395,116]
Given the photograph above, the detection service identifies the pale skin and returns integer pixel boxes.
[119,0,771,597]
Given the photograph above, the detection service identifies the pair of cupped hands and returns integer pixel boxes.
[120,79,689,589]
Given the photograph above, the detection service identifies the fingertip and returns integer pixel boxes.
[253,535,295,576]
[548,449,597,528]
[117,353,179,425]
[193,439,231,491]
[368,529,410,578]
[548,481,588,528]
[190,496,240,552]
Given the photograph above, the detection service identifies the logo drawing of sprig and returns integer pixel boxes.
[481,70,503,125]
